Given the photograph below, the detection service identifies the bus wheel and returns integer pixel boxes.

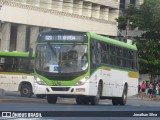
[47,95,57,104]
[20,84,32,97]
[36,94,46,99]
[76,96,89,105]
[83,97,90,105]
[112,98,119,105]
[90,83,102,105]
[119,86,128,105]
[76,96,83,105]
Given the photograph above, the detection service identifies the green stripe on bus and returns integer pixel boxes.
[0,72,33,76]
[88,32,137,50]
[0,51,35,57]
[91,66,138,76]
[35,72,89,86]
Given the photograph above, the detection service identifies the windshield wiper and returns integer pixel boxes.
[47,42,57,57]
[47,42,62,73]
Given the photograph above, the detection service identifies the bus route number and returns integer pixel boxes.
[45,35,53,41]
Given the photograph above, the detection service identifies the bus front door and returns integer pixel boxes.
[102,69,112,97]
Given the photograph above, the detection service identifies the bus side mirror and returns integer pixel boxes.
[29,48,33,58]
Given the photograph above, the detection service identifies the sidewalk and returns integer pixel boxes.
[144,95,160,101]
[134,93,160,101]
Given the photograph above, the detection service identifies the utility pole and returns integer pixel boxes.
[126,19,130,39]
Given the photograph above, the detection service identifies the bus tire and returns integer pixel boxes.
[47,95,57,104]
[20,84,32,97]
[36,94,46,99]
[83,97,90,105]
[90,82,102,105]
[112,98,119,105]
[119,85,128,105]
[76,96,83,105]
[76,95,89,105]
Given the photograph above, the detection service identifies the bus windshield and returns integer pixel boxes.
[35,44,88,73]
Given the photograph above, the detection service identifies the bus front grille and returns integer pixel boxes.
[51,87,70,91]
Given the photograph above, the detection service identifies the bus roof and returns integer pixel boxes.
[88,32,137,51]
[0,51,34,57]
[37,30,137,51]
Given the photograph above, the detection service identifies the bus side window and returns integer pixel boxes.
[96,42,101,64]
[90,41,96,68]
[120,47,123,67]
[110,45,116,66]
[123,49,129,68]
[134,51,138,70]
[0,64,4,71]
[0,57,4,71]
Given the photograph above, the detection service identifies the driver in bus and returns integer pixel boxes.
[81,52,88,70]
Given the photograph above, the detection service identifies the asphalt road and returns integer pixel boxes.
[0,91,160,120]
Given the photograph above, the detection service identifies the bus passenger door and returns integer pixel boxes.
[102,69,112,97]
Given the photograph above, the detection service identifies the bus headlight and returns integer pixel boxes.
[34,76,46,85]
[75,76,89,86]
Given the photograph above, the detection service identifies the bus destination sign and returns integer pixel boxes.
[45,35,78,41]
[40,34,87,42]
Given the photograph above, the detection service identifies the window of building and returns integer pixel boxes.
[120,0,125,10]
[10,24,17,51]
[130,0,136,5]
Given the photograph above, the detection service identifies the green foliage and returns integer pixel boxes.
[116,0,160,81]
[116,16,127,30]
[116,5,138,30]
[136,39,160,81]
[134,0,160,32]
[137,39,160,74]
[124,4,138,17]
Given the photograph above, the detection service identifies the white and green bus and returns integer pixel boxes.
[33,30,138,105]
[0,51,35,97]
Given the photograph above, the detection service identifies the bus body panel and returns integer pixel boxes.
[89,68,138,98]
[101,69,112,96]
[0,73,35,92]
[34,79,97,96]
[34,68,138,98]
[34,30,138,104]
[0,51,35,97]
[126,73,138,97]
[0,74,12,91]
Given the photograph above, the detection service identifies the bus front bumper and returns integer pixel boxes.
[33,82,96,96]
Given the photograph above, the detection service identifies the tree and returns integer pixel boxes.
[136,39,160,81]
[116,0,160,81]
[133,0,160,33]
[116,5,139,31]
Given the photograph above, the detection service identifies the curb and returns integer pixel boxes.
[144,98,160,101]
[0,98,75,104]
[0,99,46,103]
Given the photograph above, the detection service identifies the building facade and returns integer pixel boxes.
[0,0,120,52]
[120,0,144,10]
[119,0,144,38]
